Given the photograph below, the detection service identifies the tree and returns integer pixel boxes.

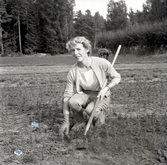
[25,1,42,54]
[94,12,106,32]
[106,0,128,31]
[0,0,11,55]
[74,10,96,44]
[93,12,106,49]
[0,0,6,55]
[64,0,75,42]
[146,0,165,22]
[128,0,166,25]
[6,0,31,55]
[128,8,138,26]
[2,0,74,55]
[36,0,74,54]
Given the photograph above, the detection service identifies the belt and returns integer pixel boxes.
[83,90,99,96]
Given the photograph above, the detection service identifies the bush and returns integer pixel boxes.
[97,21,165,55]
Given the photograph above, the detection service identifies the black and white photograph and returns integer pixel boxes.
[0,0,167,164]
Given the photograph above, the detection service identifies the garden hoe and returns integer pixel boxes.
[75,45,122,150]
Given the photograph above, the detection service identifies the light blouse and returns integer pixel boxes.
[79,69,100,91]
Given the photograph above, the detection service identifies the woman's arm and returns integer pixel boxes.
[60,70,75,135]
[63,97,70,122]
[59,97,71,136]
[98,61,121,100]
[107,70,121,89]
[105,59,121,88]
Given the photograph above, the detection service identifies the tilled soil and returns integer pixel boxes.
[0,63,167,165]
[0,63,167,75]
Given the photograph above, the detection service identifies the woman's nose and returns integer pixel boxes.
[74,49,78,55]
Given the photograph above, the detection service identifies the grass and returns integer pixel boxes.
[0,54,167,164]
[0,53,166,67]
[1,73,167,164]
[0,55,75,67]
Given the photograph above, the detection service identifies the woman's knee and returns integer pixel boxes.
[84,101,94,115]
[97,99,109,112]
[68,97,80,111]
[68,93,86,111]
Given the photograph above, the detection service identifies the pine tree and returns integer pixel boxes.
[93,12,106,49]
[37,0,74,54]
[25,1,43,54]
[106,0,128,31]
[0,0,11,55]
[74,10,96,44]
[128,8,138,26]
[94,12,106,32]
[6,0,30,55]
[146,0,165,22]
[128,0,166,25]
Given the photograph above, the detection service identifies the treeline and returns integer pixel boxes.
[0,0,167,56]
[97,22,165,55]
[0,0,75,55]
[97,0,167,55]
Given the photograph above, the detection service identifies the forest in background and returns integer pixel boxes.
[0,0,167,56]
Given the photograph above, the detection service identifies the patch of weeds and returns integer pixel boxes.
[153,74,159,78]
[58,79,64,83]
[29,81,35,85]
[134,76,141,81]
[8,102,18,107]
[0,79,6,82]
[145,75,153,81]
[21,153,35,163]
[11,78,19,84]
[127,73,136,77]
[130,73,136,77]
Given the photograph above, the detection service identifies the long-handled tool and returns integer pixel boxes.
[84,45,121,136]
[75,45,121,150]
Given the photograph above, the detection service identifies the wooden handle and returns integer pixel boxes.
[111,45,121,66]
[84,45,122,136]
[84,79,107,136]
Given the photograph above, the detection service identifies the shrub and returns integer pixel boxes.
[97,21,165,55]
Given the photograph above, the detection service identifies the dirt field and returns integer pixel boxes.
[0,63,167,75]
[0,54,167,165]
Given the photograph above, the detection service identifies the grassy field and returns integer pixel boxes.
[0,53,167,67]
[0,54,167,165]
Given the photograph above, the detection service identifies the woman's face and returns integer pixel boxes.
[71,43,88,62]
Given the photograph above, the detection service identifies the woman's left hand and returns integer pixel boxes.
[97,86,109,100]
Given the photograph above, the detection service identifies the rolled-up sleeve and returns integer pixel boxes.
[106,61,121,85]
[63,71,75,98]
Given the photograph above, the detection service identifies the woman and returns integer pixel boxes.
[60,36,121,136]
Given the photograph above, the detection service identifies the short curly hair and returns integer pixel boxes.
[66,36,92,56]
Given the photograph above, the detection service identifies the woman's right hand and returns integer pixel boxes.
[59,121,70,137]
[97,86,110,100]
[59,112,70,138]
